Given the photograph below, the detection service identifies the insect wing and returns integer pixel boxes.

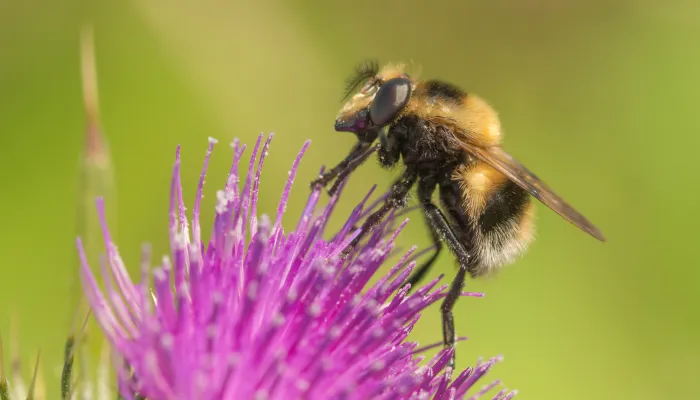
[459,142,606,242]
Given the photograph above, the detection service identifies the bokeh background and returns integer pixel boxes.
[1,0,699,398]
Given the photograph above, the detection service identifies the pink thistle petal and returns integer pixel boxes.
[77,136,516,400]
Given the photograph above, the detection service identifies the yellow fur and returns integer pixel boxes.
[453,162,508,216]
[453,160,535,277]
[406,86,502,147]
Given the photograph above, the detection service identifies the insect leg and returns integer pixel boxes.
[327,143,379,196]
[311,140,372,190]
[342,168,418,255]
[417,178,471,369]
[403,229,442,293]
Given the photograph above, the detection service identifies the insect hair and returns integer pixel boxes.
[342,59,379,101]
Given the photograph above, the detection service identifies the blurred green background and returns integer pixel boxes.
[1,0,699,398]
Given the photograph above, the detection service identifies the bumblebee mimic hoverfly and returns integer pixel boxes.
[311,60,605,366]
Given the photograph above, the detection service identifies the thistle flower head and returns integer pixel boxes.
[78,134,517,399]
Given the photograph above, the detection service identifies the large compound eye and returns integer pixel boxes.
[369,77,412,126]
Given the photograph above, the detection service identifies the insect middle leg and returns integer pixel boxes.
[342,168,418,254]
[416,178,472,369]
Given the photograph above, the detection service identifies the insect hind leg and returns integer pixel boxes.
[417,178,473,369]
[403,226,442,293]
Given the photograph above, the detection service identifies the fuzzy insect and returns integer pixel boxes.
[312,61,605,367]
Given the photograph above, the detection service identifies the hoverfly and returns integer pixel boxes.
[312,61,605,366]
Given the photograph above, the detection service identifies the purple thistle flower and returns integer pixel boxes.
[77,133,517,400]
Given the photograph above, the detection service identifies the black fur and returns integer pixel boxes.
[424,80,466,104]
[317,71,528,370]
[479,180,530,234]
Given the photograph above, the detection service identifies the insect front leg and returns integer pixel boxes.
[326,143,379,196]
[311,140,371,190]
[416,178,471,370]
[377,126,401,168]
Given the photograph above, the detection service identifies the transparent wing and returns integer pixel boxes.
[459,142,606,242]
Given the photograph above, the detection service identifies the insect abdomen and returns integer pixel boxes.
[452,162,535,276]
